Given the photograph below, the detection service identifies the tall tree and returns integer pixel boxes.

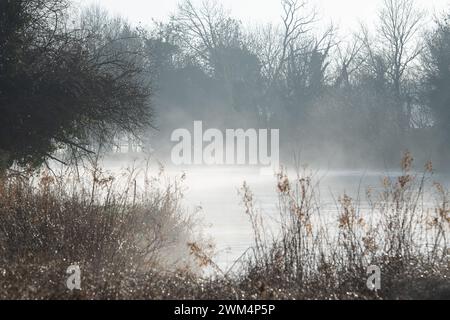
[362,0,424,130]
[0,0,153,169]
[423,14,450,156]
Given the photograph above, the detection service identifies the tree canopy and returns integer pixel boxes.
[0,0,153,169]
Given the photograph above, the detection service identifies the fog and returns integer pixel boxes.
[71,0,450,268]
[2,0,449,300]
[91,0,449,170]
[96,154,446,270]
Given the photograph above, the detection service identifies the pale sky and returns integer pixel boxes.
[75,0,450,33]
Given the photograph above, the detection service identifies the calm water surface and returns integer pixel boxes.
[100,160,446,270]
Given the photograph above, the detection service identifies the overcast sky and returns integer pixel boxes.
[75,0,450,33]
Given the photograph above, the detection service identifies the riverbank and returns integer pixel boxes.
[0,154,448,299]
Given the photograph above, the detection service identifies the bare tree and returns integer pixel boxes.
[334,36,364,88]
[378,0,425,97]
[173,0,242,73]
[359,0,425,130]
[273,0,317,85]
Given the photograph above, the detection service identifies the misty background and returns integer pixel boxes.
[0,1,448,297]
[75,0,450,170]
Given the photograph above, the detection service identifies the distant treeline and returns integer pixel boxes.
[147,0,450,168]
[2,0,450,169]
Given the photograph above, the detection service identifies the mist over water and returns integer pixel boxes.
[98,156,446,270]
[2,0,449,300]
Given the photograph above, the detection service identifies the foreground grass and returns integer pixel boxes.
[0,154,448,299]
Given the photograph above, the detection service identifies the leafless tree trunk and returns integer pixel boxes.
[379,0,424,97]
[359,0,424,131]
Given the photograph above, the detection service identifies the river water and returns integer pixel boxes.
[95,159,445,271]
[164,166,432,271]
